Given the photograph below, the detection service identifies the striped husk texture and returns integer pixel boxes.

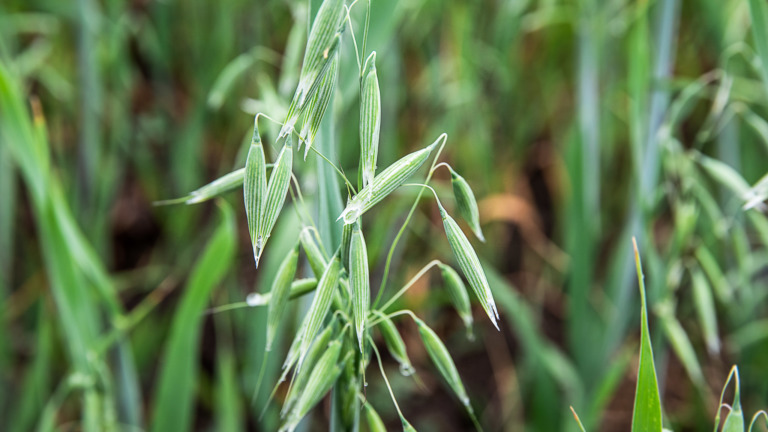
[339,139,438,224]
[359,52,381,188]
[244,120,267,266]
[281,0,345,138]
[299,53,339,159]
[281,340,344,432]
[340,222,353,272]
[281,323,336,417]
[279,314,336,388]
[256,136,294,265]
[349,222,369,352]
[440,204,499,329]
[298,253,341,367]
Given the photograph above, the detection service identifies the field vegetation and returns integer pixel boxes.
[1,0,768,431]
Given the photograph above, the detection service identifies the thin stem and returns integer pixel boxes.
[302,225,331,258]
[344,1,362,72]
[361,0,371,68]
[256,111,357,194]
[333,309,353,327]
[373,134,448,309]
[366,309,419,329]
[290,172,320,233]
[368,334,406,419]
[402,183,443,209]
[430,162,453,176]
[749,411,768,432]
[379,259,442,312]
[307,144,357,195]
[254,112,284,143]
[205,301,250,315]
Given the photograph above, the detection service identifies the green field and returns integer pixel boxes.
[2,0,768,430]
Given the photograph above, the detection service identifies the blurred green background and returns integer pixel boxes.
[2,0,768,430]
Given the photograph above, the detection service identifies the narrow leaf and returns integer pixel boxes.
[656,301,705,389]
[695,152,752,201]
[748,0,768,96]
[690,268,720,355]
[151,203,236,432]
[721,366,744,432]
[631,238,662,432]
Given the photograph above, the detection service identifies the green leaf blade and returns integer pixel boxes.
[631,239,663,432]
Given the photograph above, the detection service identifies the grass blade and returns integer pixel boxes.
[748,0,768,96]
[151,202,236,432]
[720,366,744,432]
[690,267,720,354]
[631,238,662,432]
[656,301,706,391]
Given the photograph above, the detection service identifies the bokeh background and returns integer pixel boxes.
[2,0,768,431]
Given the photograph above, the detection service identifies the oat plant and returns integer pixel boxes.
[164,0,498,430]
